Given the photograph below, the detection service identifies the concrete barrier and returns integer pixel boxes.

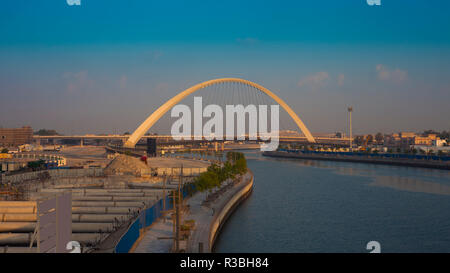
[72,207,139,214]
[208,172,254,251]
[2,168,104,184]
[0,233,101,245]
[0,246,37,253]
[0,222,114,233]
[72,201,145,207]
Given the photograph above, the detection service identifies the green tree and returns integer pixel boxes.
[424,129,439,135]
[195,171,219,193]
[1,148,8,153]
[34,129,59,136]
[234,157,247,175]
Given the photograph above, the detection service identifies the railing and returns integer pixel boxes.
[114,183,196,253]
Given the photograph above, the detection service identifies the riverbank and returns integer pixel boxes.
[129,170,254,253]
[186,171,254,253]
[263,151,450,170]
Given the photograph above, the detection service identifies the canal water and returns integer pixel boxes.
[213,150,450,253]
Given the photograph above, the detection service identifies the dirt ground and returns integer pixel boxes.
[59,146,111,167]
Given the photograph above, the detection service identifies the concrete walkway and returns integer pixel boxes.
[131,172,252,253]
[132,216,174,253]
[186,172,252,253]
[185,191,214,253]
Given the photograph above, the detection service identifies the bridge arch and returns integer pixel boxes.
[124,78,315,148]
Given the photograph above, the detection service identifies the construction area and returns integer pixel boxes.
[0,146,211,253]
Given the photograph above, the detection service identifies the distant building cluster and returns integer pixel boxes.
[0,126,33,147]
[0,126,68,174]
[352,131,449,155]
[384,132,447,148]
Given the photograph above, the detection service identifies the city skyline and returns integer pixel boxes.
[1,1,450,135]
[1,1,450,257]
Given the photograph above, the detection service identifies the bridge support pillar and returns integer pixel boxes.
[221,142,224,151]
[80,138,84,147]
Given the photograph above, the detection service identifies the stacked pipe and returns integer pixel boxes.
[0,188,168,252]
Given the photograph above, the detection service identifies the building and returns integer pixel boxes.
[0,126,33,147]
[400,132,416,138]
[414,133,440,146]
[398,132,415,147]
[433,138,447,147]
[414,136,433,146]
[383,131,447,151]
[384,133,402,147]
[0,159,31,172]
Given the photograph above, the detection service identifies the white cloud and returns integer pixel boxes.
[297,71,329,88]
[63,70,93,94]
[143,50,163,62]
[376,64,407,83]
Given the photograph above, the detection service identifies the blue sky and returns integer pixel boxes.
[1,0,449,135]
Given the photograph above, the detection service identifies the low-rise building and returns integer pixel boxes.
[414,136,433,146]
[433,138,447,147]
[0,126,33,147]
[0,158,32,172]
[414,133,441,146]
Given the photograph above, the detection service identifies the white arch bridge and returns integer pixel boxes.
[123,78,317,148]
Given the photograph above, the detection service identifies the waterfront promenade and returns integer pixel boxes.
[263,151,450,170]
[186,171,253,253]
[131,216,174,253]
[131,171,253,253]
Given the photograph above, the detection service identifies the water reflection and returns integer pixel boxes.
[370,176,450,196]
[246,151,450,196]
[177,150,450,196]
[216,150,450,253]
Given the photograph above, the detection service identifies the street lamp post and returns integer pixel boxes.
[348,107,353,152]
